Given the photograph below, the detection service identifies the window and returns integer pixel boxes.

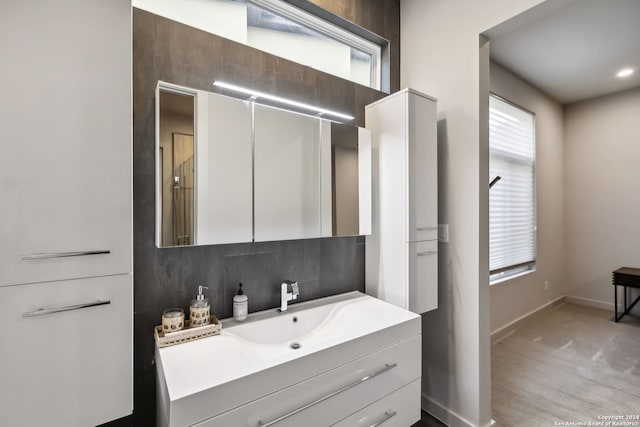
[133,0,386,91]
[246,1,380,89]
[489,95,536,283]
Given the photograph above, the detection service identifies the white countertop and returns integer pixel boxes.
[156,291,421,425]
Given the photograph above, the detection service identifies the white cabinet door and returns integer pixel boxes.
[193,336,421,427]
[365,92,409,310]
[196,91,253,245]
[0,274,133,427]
[408,240,438,314]
[407,93,438,243]
[254,105,321,242]
[0,0,131,286]
[332,379,421,427]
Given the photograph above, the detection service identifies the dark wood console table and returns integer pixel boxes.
[612,267,640,322]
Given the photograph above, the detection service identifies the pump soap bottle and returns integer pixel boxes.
[190,285,210,327]
[233,283,248,321]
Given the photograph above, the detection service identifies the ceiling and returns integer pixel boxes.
[484,0,640,104]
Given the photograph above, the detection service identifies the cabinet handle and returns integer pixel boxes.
[417,227,437,231]
[22,300,111,318]
[257,363,397,427]
[369,410,398,427]
[22,250,111,260]
[417,251,437,257]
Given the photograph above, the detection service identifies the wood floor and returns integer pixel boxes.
[492,302,640,426]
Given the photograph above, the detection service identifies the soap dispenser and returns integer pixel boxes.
[233,283,248,321]
[190,285,210,327]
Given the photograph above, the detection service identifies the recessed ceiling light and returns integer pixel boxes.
[616,68,634,78]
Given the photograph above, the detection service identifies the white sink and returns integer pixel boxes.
[156,291,421,427]
[222,300,335,345]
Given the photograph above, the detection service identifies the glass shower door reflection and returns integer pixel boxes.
[172,133,194,246]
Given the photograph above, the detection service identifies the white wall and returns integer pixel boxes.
[400,1,546,426]
[564,87,640,312]
[489,62,567,332]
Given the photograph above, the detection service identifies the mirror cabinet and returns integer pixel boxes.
[156,82,371,247]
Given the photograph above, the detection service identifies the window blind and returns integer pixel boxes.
[489,95,536,275]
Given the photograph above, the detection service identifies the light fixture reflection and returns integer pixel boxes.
[616,68,634,78]
[213,81,354,121]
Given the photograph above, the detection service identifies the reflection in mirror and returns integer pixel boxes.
[158,90,195,246]
[331,123,359,236]
[156,82,253,248]
[324,122,372,237]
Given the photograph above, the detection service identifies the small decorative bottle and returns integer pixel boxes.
[233,283,248,321]
[190,285,210,327]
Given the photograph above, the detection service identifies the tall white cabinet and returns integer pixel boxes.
[0,1,132,426]
[365,89,438,314]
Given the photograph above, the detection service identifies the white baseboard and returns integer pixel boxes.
[565,295,614,311]
[422,393,495,427]
[491,294,624,343]
[491,296,565,343]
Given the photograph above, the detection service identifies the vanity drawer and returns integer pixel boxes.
[195,335,420,427]
[0,274,132,427]
[332,379,421,427]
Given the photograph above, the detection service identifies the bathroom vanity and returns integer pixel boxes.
[156,292,421,427]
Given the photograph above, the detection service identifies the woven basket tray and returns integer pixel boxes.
[154,315,221,348]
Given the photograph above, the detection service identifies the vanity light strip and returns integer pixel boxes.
[212,81,355,121]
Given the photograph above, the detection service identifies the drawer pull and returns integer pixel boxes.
[417,251,437,257]
[22,250,111,260]
[369,410,398,427]
[257,363,398,427]
[22,300,111,318]
[417,227,437,231]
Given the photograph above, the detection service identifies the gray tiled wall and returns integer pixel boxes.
[125,4,398,425]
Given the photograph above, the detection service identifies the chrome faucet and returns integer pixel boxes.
[279,280,299,312]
